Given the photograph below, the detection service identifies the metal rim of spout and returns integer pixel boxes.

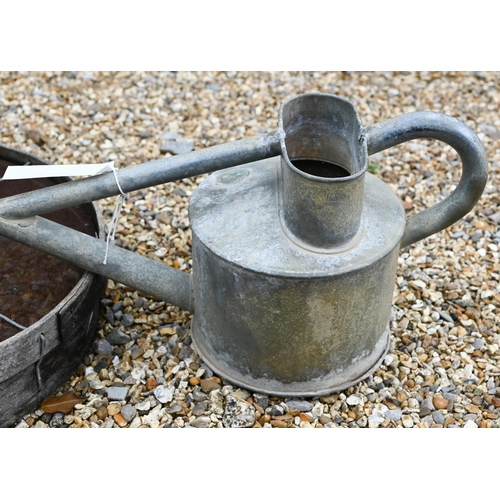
[278,93,368,182]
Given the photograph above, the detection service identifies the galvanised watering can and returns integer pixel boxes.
[0,94,488,396]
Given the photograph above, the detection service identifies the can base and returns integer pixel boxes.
[191,323,391,398]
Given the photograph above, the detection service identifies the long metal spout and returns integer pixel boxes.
[0,131,282,311]
[0,131,282,219]
[0,214,193,312]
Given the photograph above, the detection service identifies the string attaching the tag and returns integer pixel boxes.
[103,166,127,265]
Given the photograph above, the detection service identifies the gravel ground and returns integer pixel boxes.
[1,71,500,428]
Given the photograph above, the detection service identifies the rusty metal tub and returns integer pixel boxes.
[0,145,107,427]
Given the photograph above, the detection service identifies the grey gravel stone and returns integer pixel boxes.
[192,401,209,416]
[478,123,500,140]
[463,413,478,421]
[488,213,500,224]
[385,409,402,421]
[107,386,129,401]
[253,394,269,409]
[192,387,209,402]
[154,386,173,404]
[441,385,457,393]
[285,400,313,412]
[160,140,194,155]
[431,410,445,425]
[421,415,433,424]
[419,402,433,417]
[107,328,132,345]
[160,131,178,141]
[112,301,123,312]
[94,339,113,355]
[191,416,211,428]
[222,395,256,428]
[166,402,182,414]
[121,405,137,422]
[473,338,485,350]
[206,83,222,91]
[439,312,454,323]
[178,345,193,360]
[49,412,65,428]
[120,314,135,327]
[443,392,458,403]
[104,310,114,324]
[133,297,148,308]
[130,347,144,360]
[201,364,214,379]
[266,405,285,416]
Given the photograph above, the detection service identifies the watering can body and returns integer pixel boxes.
[0,93,488,397]
[188,94,488,396]
[190,158,404,396]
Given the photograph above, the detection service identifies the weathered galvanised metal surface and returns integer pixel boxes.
[190,159,404,395]
[0,93,489,397]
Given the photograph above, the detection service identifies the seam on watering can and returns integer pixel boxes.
[193,231,397,283]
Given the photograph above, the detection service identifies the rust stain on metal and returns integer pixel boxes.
[0,159,94,341]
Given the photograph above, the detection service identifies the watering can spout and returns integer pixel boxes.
[0,130,283,314]
[0,214,193,312]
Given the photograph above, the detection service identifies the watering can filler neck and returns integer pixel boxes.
[0,93,488,396]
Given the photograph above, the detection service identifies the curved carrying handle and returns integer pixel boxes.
[364,112,488,248]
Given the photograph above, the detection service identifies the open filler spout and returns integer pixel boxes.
[0,93,488,397]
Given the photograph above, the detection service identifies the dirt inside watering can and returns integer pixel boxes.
[0,159,96,342]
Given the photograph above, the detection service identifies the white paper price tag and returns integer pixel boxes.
[1,161,115,180]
